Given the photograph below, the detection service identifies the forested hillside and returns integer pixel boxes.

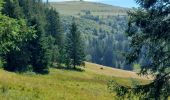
[50,1,133,70]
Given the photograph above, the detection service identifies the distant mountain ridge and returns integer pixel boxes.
[50,1,129,16]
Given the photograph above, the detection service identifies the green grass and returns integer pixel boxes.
[50,1,128,16]
[0,62,149,100]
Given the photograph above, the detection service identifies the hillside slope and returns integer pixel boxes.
[50,1,130,69]
[85,62,149,79]
[50,1,128,16]
[0,62,149,100]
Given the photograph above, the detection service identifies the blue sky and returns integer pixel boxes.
[45,0,138,8]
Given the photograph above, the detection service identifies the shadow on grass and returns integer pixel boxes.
[53,65,85,72]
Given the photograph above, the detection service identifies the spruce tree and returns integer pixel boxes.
[46,8,64,67]
[28,15,50,74]
[46,8,63,45]
[65,21,85,69]
[21,0,51,74]
[111,0,170,99]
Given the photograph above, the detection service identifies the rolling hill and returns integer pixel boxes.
[50,1,131,70]
[50,1,128,16]
[0,62,149,100]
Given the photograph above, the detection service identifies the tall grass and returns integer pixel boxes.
[0,62,148,100]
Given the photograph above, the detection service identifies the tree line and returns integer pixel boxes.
[0,0,85,74]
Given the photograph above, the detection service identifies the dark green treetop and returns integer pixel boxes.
[65,21,85,69]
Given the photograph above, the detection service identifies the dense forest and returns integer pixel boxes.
[0,0,85,74]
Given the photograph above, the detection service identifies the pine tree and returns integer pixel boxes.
[65,21,85,69]
[21,0,52,74]
[28,15,50,74]
[46,8,63,45]
[111,0,170,99]
[46,8,64,67]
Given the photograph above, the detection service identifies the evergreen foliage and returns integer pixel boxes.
[2,0,24,19]
[46,8,64,67]
[0,0,65,74]
[111,0,170,99]
[65,21,85,69]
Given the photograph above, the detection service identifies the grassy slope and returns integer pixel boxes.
[0,62,149,100]
[50,1,128,16]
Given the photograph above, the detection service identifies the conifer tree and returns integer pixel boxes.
[111,0,170,99]
[46,8,64,67]
[65,21,85,69]
[28,17,50,74]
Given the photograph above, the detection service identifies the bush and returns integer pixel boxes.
[100,67,103,70]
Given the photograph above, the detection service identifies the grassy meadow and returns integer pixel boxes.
[0,62,149,100]
[50,1,128,16]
